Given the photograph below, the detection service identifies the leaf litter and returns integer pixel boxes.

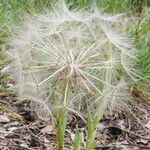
[0,91,149,150]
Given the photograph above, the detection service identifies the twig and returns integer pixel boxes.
[95,144,111,149]
[96,142,150,149]
[107,126,150,140]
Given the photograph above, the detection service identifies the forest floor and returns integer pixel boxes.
[0,89,150,150]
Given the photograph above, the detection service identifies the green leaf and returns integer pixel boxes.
[56,110,67,150]
[73,129,81,150]
[86,114,100,150]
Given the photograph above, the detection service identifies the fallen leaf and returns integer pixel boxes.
[0,115,10,123]
[0,93,8,97]
[145,120,150,129]
[41,124,53,134]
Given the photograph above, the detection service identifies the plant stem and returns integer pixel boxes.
[56,109,67,150]
[73,128,81,150]
[86,113,99,150]
[56,78,69,150]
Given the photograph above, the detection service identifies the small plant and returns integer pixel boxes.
[56,109,67,150]
[8,0,138,149]
[86,114,99,150]
[73,128,81,150]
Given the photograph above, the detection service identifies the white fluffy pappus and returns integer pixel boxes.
[8,1,138,121]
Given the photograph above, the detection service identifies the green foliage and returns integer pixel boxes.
[86,114,99,150]
[98,0,132,12]
[65,0,92,10]
[73,128,82,150]
[132,7,150,94]
[131,0,149,13]
[66,0,149,13]
[56,109,67,150]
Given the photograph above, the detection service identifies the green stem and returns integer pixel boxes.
[56,78,70,150]
[56,109,67,150]
[86,113,99,150]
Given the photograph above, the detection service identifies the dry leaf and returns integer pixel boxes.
[0,115,10,123]
[41,124,53,134]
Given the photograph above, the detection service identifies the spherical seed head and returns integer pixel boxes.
[9,1,137,121]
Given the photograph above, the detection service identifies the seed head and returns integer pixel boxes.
[9,1,137,121]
